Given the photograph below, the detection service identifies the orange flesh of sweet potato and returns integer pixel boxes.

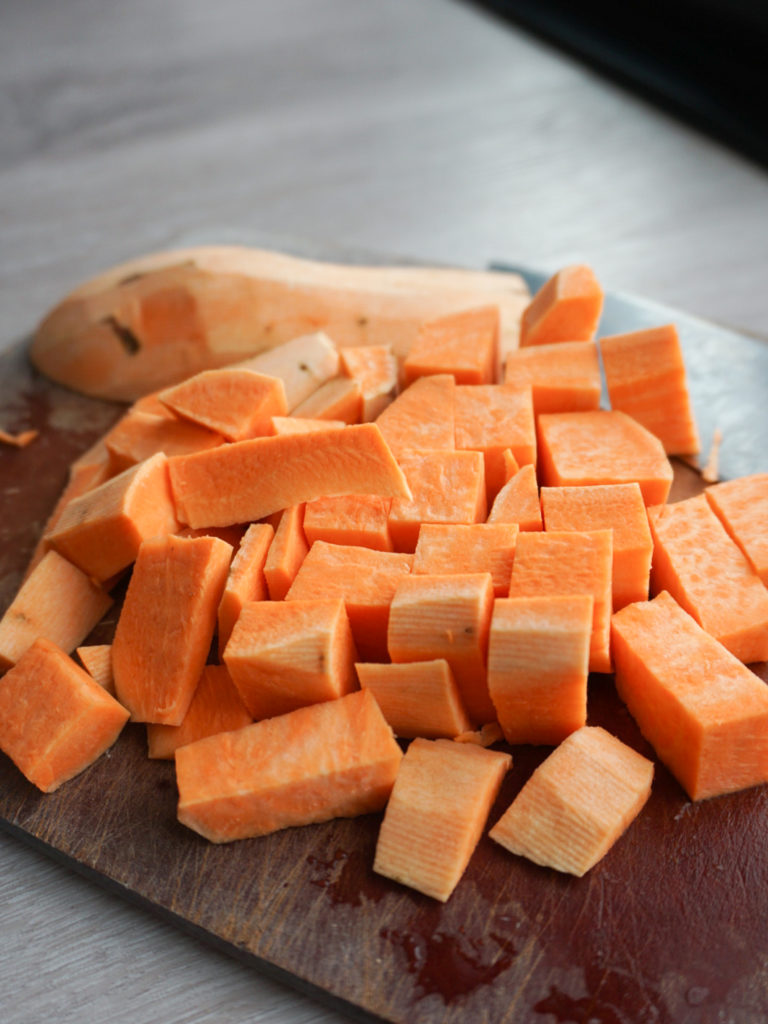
[647,494,768,663]
[387,572,496,726]
[146,664,252,760]
[374,373,455,456]
[537,409,673,505]
[541,482,653,610]
[519,264,603,347]
[158,368,288,441]
[223,598,359,721]
[0,550,113,672]
[487,464,543,532]
[76,644,115,694]
[291,376,363,424]
[489,725,652,876]
[339,344,398,421]
[373,737,511,901]
[705,473,768,586]
[103,410,225,475]
[504,339,601,415]
[355,658,472,739]
[168,422,410,528]
[175,688,403,842]
[488,595,593,745]
[269,415,347,435]
[611,591,768,800]
[411,522,518,597]
[111,534,232,724]
[303,493,394,552]
[0,638,129,792]
[45,451,180,582]
[264,505,309,601]
[217,522,275,655]
[402,305,499,386]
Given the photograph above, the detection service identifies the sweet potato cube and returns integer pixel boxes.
[412,522,518,597]
[375,374,455,456]
[176,688,403,842]
[339,344,398,421]
[519,264,603,347]
[223,598,358,721]
[0,638,129,792]
[264,505,309,601]
[509,530,613,674]
[356,659,471,739]
[488,595,592,745]
[705,473,768,586]
[612,591,768,800]
[600,324,699,455]
[489,725,652,876]
[504,340,602,414]
[403,306,499,386]
[291,376,363,424]
[537,410,673,506]
[158,368,288,441]
[147,664,252,760]
[217,522,275,654]
[285,541,413,661]
[487,464,543,532]
[648,494,768,663]
[373,738,511,901]
[541,482,653,610]
[454,384,536,502]
[104,410,224,475]
[388,572,496,725]
[0,550,113,672]
[46,451,180,582]
[304,493,394,551]
[112,534,232,724]
[388,449,487,553]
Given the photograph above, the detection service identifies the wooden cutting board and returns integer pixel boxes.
[1,318,768,1024]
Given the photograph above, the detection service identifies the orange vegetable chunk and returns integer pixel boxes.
[176,688,403,842]
[611,591,768,800]
[0,550,113,672]
[705,473,768,586]
[217,522,275,654]
[488,595,593,745]
[454,384,536,502]
[263,505,309,601]
[388,572,496,725]
[158,368,288,441]
[541,483,653,610]
[519,265,603,347]
[223,598,358,720]
[504,340,602,415]
[339,344,399,421]
[168,422,410,528]
[238,331,340,410]
[373,738,511,901]
[112,534,232,724]
[0,638,129,792]
[403,306,499,386]
[648,494,768,663]
[286,542,413,661]
[375,374,455,456]
[487,464,543,532]
[45,451,180,582]
[304,493,394,551]
[147,664,252,760]
[537,410,673,506]
[104,409,224,474]
[269,416,346,435]
[76,644,114,694]
[489,725,653,876]
[600,324,699,455]
[388,449,487,553]
[509,529,613,673]
[412,522,518,597]
[356,659,472,738]
[291,376,363,424]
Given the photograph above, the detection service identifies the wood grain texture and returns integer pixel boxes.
[2,0,768,1021]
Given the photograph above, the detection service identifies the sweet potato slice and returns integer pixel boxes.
[175,688,403,842]
[223,598,358,721]
[488,595,593,745]
[168,423,410,528]
[217,523,275,654]
[519,264,603,347]
[612,591,768,800]
[0,550,113,672]
[112,534,232,724]
[705,473,768,586]
[373,738,511,901]
[158,368,288,441]
[339,344,398,421]
[104,409,225,474]
[402,306,499,385]
[647,494,768,663]
[486,464,542,532]
[0,638,129,792]
[291,376,363,424]
[356,659,472,739]
[263,505,309,601]
[303,494,394,552]
[504,339,601,414]
[489,725,652,876]
[411,522,518,597]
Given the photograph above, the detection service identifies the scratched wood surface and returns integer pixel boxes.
[2,335,768,1024]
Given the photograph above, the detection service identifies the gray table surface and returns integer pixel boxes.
[2,1,768,1021]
